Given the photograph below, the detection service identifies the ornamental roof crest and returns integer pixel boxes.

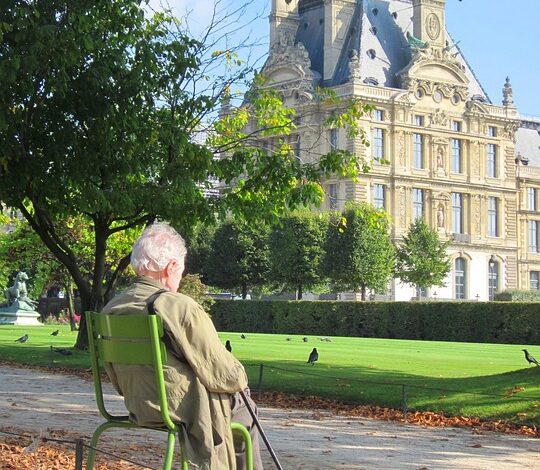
[265,30,313,77]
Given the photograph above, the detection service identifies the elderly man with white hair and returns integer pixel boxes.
[102,222,263,470]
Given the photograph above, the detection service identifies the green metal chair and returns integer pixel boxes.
[86,311,253,470]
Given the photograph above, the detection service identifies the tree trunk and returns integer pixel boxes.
[360,284,366,301]
[74,289,105,349]
[297,285,303,300]
[65,278,76,332]
[241,282,247,299]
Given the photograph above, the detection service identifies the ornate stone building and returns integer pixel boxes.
[254,0,540,300]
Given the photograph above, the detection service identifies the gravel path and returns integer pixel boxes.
[0,366,538,469]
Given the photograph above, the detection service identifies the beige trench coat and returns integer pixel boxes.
[102,276,248,469]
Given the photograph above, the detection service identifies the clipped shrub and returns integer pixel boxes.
[495,289,540,302]
[210,300,540,345]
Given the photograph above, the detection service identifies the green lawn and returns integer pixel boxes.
[1,325,539,426]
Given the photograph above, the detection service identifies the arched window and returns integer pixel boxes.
[455,257,466,299]
[488,258,499,300]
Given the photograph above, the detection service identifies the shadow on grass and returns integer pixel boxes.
[244,360,540,426]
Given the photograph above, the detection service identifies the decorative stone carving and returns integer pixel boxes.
[398,186,406,228]
[473,194,481,234]
[398,130,406,166]
[0,271,41,326]
[502,122,519,141]
[429,109,448,127]
[264,31,316,103]
[472,141,481,177]
[404,78,468,101]
[426,13,441,41]
[502,76,514,107]
[348,49,361,81]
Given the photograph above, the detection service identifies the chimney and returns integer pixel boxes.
[412,0,447,49]
[269,0,300,50]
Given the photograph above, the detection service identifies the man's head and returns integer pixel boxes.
[131,222,187,292]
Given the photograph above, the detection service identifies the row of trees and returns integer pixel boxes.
[187,203,451,300]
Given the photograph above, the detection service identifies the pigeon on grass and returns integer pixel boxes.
[307,348,319,365]
[15,334,28,343]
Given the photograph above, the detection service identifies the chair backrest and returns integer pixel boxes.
[86,311,177,430]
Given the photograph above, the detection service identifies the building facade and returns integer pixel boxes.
[251,0,540,300]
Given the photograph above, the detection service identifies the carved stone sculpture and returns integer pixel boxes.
[0,271,41,325]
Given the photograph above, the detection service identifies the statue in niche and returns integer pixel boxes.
[436,147,444,169]
[437,204,445,228]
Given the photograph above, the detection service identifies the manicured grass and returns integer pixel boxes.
[1,325,539,426]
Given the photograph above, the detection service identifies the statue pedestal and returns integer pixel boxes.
[0,304,42,326]
[0,310,42,326]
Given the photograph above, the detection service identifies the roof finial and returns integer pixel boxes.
[502,76,514,107]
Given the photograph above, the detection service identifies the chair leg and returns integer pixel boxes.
[163,431,177,470]
[87,421,137,469]
[231,422,253,470]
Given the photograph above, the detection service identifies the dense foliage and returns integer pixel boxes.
[0,0,370,347]
[495,289,540,301]
[210,300,540,345]
[206,219,270,298]
[395,218,451,290]
[324,203,395,300]
[268,212,327,299]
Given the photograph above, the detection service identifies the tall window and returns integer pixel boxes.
[328,183,338,210]
[529,221,539,253]
[488,260,499,301]
[452,192,463,234]
[530,271,540,290]
[451,139,462,173]
[487,144,497,177]
[455,257,466,299]
[329,129,337,150]
[374,109,384,121]
[373,184,385,209]
[488,126,497,137]
[373,128,385,161]
[528,187,537,211]
[452,121,462,132]
[415,115,424,126]
[413,133,423,168]
[412,188,424,220]
[487,197,498,237]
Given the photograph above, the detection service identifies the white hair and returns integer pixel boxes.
[131,222,187,275]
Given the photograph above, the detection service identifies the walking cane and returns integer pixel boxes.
[239,390,284,470]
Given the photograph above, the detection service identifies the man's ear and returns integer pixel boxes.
[165,260,177,275]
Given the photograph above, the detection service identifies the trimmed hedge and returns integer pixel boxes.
[210,300,540,345]
[495,289,540,301]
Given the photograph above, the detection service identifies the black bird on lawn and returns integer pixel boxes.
[302,337,309,342]
[51,330,60,336]
[50,346,72,356]
[15,334,28,343]
[307,348,319,365]
[240,334,247,339]
[225,340,232,353]
[522,349,539,366]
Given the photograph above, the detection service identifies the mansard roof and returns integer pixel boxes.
[295,0,488,100]
[516,118,540,167]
